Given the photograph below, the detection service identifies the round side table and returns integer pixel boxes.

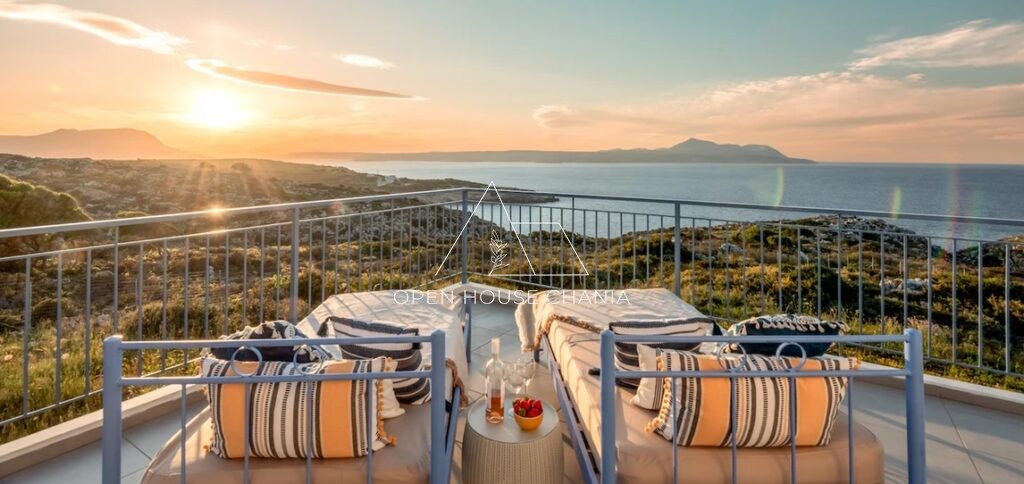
[462,398,562,484]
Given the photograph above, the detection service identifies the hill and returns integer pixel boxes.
[0,155,550,223]
[0,128,189,159]
[289,138,815,164]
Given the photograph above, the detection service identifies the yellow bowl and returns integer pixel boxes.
[514,411,543,431]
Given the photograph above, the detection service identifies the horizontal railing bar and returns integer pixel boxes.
[0,200,459,262]
[0,187,468,238]
[117,335,436,350]
[613,369,909,378]
[842,341,1024,378]
[478,202,1023,245]
[0,392,96,426]
[6,185,1021,242]
[120,370,432,384]
[607,334,910,344]
[480,188,1024,227]
[120,370,430,386]
[478,201,672,222]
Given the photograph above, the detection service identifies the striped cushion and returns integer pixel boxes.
[323,317,431,405]
[646,351,857,447]
[209,320,329,363]
[202,357,393,459]
[610,318,717,390]
[726,314,849,357]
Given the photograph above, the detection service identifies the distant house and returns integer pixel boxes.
[376,175,396,186]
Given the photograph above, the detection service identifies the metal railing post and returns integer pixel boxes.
[599,330,616,483]
[904,328,927,484]
[460,190,469,284]
[429,330,447,484]
[290,207,300,323]
[101,335,123,483]
[673,203,681,297]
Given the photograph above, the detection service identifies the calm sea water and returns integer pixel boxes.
[310,160,1024,242]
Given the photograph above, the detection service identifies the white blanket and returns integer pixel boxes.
[514,288,704,351]
[295,290,469,389]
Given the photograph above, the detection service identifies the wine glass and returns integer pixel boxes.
[505,362,527,397]
[515,354,537,396]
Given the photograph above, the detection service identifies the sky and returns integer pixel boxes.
[0,0,1023,162]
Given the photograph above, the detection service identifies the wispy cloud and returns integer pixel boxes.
[532,105,576,129]
[532,20,1024,161]
[186,59,414,99]
[850,20,1024,69]
[0,1,189,54]
[336,53,395,69]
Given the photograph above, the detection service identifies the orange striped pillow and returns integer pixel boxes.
[202,357,395,458]
[646,351,857,447]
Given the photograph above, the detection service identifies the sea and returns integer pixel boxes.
[307,160,1024,242]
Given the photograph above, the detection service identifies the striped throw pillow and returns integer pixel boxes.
[202,357,394,459]
[609,318,717,390]
[725,314,849,357]
[646,351,857,447]
[209,320,329,363]
[323,317,431,405]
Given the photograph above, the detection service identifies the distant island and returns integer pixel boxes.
[0,129,813,164]
[289,138,816,164]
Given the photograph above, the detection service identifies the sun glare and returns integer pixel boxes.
[185,89,250,130]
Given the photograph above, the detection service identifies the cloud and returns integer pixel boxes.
[336,54,395,69]
[186,59,414,99]
[532,105,577,128]
[531,20,1024,161]
[0,1,189,54]
[850,20,1024,69]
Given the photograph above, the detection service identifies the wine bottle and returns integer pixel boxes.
[484,337,505,423]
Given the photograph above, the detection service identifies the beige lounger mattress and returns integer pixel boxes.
[142,403,433,484]
[545,303,885,484]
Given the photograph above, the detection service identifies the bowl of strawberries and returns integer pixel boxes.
[512,397,544,431]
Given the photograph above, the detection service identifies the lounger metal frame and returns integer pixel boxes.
[541,328,927,484]
[101,330,460,484]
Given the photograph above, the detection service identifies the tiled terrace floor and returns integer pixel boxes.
[5,302,1024,483]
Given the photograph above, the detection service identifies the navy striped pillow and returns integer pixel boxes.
[321,316,431,404]
[609,318,718,390]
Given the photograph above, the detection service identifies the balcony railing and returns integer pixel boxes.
[0,186,1021,439]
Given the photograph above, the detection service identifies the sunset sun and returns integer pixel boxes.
[184,89,250,130]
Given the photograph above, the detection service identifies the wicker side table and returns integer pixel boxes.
[462,398,562,484]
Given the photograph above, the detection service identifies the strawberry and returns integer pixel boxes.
[531,400,542,411]
[526,407,542,418]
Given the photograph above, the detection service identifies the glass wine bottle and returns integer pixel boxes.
[484,337,505,423]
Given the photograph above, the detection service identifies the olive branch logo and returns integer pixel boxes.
[488,229,509,275]
[435,182,588,278]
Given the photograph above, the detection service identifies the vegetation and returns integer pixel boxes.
[0,160,1021,442]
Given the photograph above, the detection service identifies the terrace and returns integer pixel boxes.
[0,187,1022,483]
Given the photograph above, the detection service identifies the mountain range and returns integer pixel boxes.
[0,128,189,159]
[290,138,815,164]
[0,128,813,164]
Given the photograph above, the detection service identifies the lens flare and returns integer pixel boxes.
[772,166,785,206]
[889,186,902,219]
